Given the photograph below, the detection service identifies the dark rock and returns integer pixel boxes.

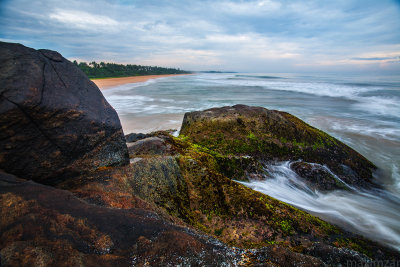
[125,132,151,143]
[247,246,325,266]
[0,171,241,266]
[180,104,377,189]
[304,242,371,266]
[290,161,351,192]
[128,156,188,217]
[0,42,129,185]
[127,136,176,156]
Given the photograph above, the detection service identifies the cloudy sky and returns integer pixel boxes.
[1,0,399,73]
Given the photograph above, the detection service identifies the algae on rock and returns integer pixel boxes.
[180,104,378,189]
[109,132,398,264]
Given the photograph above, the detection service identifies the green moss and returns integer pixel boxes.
[247,132,256,140]
[279,220,293,235]
[178,134,188,140]
[291,140,306,148]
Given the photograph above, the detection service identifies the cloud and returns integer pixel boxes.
[0,0,399,72]
[217,0,282,15]
[49,9,120,31]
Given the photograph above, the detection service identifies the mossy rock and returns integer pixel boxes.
[116,132,399,264]
[180,104,377,189]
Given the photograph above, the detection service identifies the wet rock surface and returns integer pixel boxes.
[116,131,400,265]
[180,104,377,189]
[0,171,241,266]
[290,161,351,192]
[0,42,129,185]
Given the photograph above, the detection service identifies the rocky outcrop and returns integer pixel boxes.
[115,131,399,265]
[0,42,129,185]
[180,104,377,189]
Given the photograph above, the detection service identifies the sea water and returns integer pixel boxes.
[102,72,400,250]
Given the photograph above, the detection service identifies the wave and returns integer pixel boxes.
[239,161,400,250]
[199,75,400,120]
[103,78,158,92]
[307,116,400,142]
[340,82,379,87]
[235,74,282,79]
[104,92,233,115]
[209,78,376,98]
[353,96,400,119]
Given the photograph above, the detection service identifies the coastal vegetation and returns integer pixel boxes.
[74,61,191,79]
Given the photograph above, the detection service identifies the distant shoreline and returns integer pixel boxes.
[91,74,191,90]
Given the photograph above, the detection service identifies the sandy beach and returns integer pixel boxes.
[92,74,190,89]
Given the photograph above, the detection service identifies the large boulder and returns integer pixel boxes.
[0,42,129,184]
[180,105,377,189]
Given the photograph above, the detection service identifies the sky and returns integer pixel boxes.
[0,0,399,73]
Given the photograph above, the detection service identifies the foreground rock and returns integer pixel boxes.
[91,132,398,265]
[180,104,377,190]
[0,42,129,185]
[1,170,333,267]
[0,171,244,266]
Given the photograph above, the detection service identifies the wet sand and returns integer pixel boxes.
[92,74,190,89]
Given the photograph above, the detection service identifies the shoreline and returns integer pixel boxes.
[91,74,191,89]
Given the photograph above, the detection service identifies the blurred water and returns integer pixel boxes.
[240,161,400,250]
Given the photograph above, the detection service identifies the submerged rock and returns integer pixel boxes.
[290,161,351,192]
[180,104,377,189]
[0,42,129,185]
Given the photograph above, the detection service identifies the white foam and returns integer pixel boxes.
[353,96,400,119]
[240,161,400,250]
[197,74,400,120]
[325,118,400,141]
[205,77,375,98]
[103,79,157,92]
[393,164,400,192]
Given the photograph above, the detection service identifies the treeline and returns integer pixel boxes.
[73,61,191,79]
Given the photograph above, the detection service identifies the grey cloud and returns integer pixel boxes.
[0,0,399,72]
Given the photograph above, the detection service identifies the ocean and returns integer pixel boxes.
[102,72,400,250]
